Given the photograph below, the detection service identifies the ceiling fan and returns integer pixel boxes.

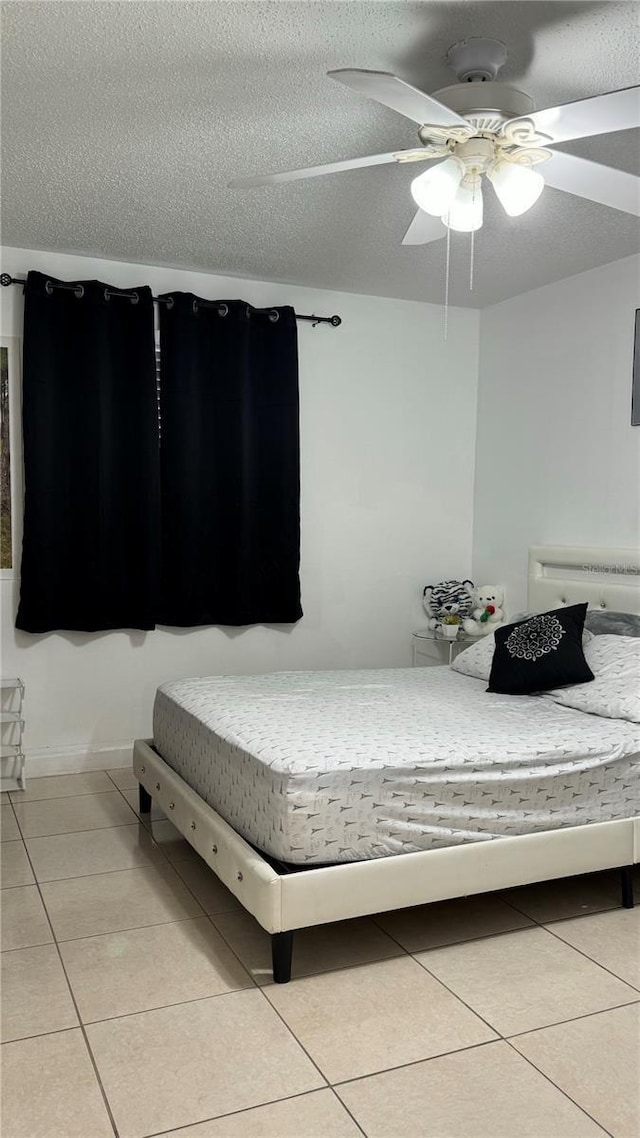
[230,38,640,245]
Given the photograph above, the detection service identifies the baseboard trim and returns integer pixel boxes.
[26,742,134,778]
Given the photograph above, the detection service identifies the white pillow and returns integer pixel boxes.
[546,634,640,723]
[450,633,497,681]
[451,625,594,684]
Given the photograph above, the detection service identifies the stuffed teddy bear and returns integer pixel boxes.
[423,579,475,631]
[463,585,505,636]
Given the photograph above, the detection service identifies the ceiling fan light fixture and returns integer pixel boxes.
[410,157,464,217]
[488,159,545,216]
[445,176,483,232]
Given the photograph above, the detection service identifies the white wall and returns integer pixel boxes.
[0,247,479,773]
[472,255,640,612]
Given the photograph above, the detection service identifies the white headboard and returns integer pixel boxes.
[528,545,640,615]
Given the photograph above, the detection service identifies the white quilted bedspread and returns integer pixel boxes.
[153,667,640,864]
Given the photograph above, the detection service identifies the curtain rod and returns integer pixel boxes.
[0,274,342,328]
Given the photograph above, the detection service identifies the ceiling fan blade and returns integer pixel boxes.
[509,85,640,145]
[328,69,469,129]
[402,209,447,246]
[229,148,423,187]
[543,151,640,216]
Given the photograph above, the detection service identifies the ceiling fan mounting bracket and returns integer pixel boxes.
[446,38,508,82]
[445,37,508,83]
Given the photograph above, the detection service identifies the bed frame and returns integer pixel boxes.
[134,545,640,982]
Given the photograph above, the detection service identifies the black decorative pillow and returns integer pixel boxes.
[487,603,594,695]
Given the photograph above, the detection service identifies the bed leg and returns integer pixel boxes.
[272,931,294,984]
[138,783,152,815]
[621,866,634,909]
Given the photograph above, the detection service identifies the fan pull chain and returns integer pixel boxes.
[469,228,475,291]
[444,217,451,341]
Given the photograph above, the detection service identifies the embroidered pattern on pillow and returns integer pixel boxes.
[506,615,565,661]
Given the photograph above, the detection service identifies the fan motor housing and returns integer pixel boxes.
[426,83,535,136]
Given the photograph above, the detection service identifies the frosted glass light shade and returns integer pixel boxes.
[446,182,483,232]
[410,158,464,217]
[489,161,544,216]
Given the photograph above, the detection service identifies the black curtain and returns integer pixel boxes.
[157,296,302,626]
[16,272,159,633]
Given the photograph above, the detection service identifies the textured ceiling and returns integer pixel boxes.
[1,1,638,307]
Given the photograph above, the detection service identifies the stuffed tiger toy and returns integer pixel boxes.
[422,578,475,630]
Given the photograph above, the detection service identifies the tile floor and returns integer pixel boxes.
[1,770,638,1138]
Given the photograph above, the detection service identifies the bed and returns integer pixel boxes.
[134,545,640,981]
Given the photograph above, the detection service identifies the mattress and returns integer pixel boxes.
[153,667,640,864]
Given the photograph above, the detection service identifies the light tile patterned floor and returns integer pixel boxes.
[1,770,638,1138]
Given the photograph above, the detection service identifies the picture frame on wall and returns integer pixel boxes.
[0,336,22,578]
[628,309,633,427]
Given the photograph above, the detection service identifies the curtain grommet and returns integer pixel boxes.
[217,303,229,318]
[165,296,174,310]
[192,299,199,315]
[245,306,252,319]
[268,309,279,323]
[44,280,54,296]
[104,288,111,303]
[130,291,139,305]
[74,284,85,299]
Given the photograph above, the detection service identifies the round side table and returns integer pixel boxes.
[412,628,487,667]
